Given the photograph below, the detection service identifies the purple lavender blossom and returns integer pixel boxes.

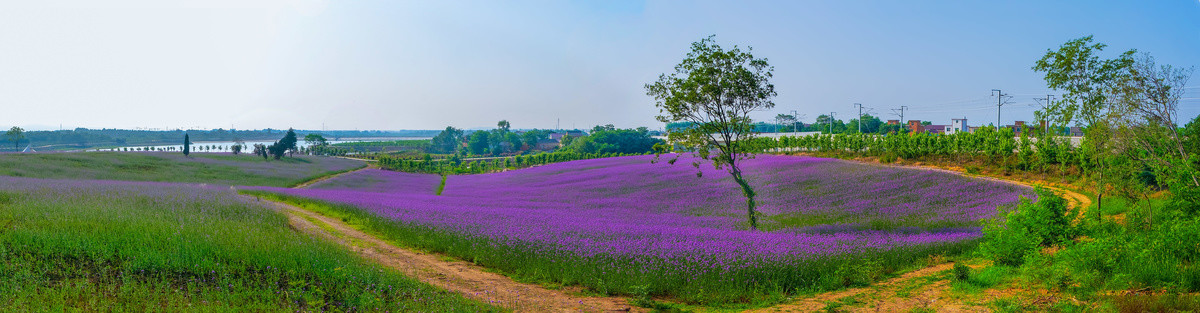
[249,155,1032,267]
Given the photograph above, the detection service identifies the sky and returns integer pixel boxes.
[1,0,1198,131]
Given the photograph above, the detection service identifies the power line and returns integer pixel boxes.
[853,103,865,133]
[991,89,1012,126]
[892,105,908,123]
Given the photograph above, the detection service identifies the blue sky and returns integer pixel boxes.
[1,0,1197,130]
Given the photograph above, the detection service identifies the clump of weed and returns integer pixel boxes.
[879,153,898,164]
[953,263,971,281]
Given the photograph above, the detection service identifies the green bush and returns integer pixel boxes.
[953,263,971,281]
[980,188,1074,266]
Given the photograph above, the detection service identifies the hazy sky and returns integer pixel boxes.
[2,1,1198,131]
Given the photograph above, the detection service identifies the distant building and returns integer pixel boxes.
[948,118,968,134]
[536,139,560,150]
[886,120,900,125]
[1068,127,1084,137]
[907,120,924,133]
[926,125,949,134]
[1007,121,1027,136]
[548,130,585,141]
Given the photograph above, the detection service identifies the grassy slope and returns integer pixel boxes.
[803,153,1200,311]
[0,152,365,187]
[0,181,498,311]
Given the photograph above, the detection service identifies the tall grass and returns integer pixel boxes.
[0,177,497,311]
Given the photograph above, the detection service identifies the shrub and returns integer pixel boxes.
[981,188,1073,266]
[879,153,897,164]
[953,262,971,281]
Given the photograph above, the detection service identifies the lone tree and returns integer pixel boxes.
[183,134,191,157]
[645,35,777,230]
[5,126,24,151]
[304,133,327,147]
[269,128,298,159]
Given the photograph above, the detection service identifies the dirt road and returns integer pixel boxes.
[255,196,640,313]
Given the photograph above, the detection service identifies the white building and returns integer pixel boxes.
[948,118,968,134]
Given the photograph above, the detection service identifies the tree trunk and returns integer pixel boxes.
[729,164,759,231]
[1145,194,1153,230]
[1098,171,1103,223]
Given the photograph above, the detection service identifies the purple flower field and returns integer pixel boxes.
[249,154,1032,301]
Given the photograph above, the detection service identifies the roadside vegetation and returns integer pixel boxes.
[314,122,664,175]
[747,36,1200,311]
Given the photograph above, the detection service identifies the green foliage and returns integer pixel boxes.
[981,188,1073,266]
[303,133,327,147]
[561,128,662,155]
[645,35,776,231]
[1032,35,1135,126]
[323,139,429,155]
[467,131,490,155]
[435,174,447,196]
[953,263,971,281]
[5,126,24,150]
[430,126,464,154]
[268,128,299,160]
[182,133,190,157]
[0,183,494,311]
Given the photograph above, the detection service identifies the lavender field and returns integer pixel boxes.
[250,154,1033,303]
[0,175,496,311]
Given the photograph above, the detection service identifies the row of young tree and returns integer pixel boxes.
[183,128,299,160]
[756,126,1095,174]
[369,150,653,174]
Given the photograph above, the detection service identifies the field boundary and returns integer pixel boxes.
[289,164,371,188]
[252,195,642,313]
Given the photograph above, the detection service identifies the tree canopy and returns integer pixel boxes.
[645,35,776,230]
[5,126,24,151]
[1032,35,1136,127]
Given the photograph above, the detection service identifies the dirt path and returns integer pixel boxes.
[751,156,1095,313]
[256,197,640,313]
[291,165,372,189]
[883,162,1092,212]
[746,263,982,313]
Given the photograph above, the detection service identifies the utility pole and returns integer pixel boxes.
[1033,94,1055,133]
[853,103,864,133]
[828,112,836,134]
[891,105,908,124]
[991,89,1009,127]
[790,110,799,133]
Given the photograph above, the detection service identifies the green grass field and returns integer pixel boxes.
[0,177,498,312]
[0,152,364,187]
